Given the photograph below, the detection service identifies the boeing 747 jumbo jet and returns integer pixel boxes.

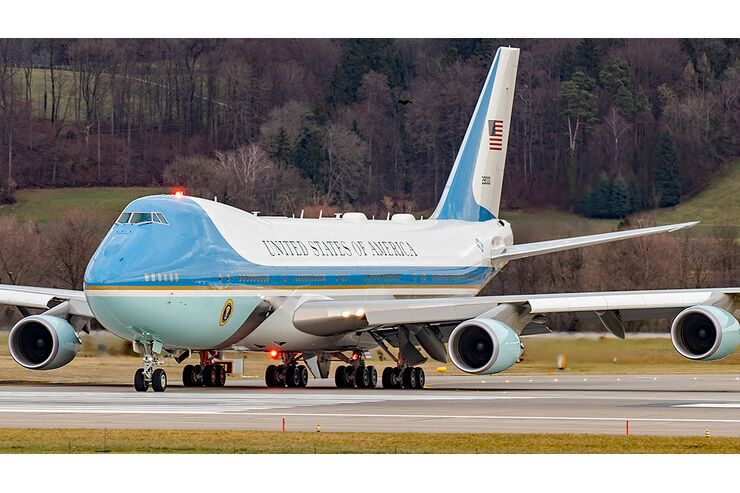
[2,47,738,392]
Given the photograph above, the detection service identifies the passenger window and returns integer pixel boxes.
[117,212,132,224]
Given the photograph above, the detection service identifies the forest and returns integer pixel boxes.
[0,38,737,218]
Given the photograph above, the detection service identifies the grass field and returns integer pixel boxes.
[0,428,738,453]
[1,332,739,386]
[656,160,740,229]
[0,187,167,223]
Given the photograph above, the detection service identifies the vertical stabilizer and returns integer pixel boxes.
[431,47,519,221]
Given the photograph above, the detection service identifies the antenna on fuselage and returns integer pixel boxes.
[300,209,304,219]
[386,212,390,220]
[214,196,218,202]
[319,210,323,219]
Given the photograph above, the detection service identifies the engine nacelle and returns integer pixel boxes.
[671,305,740,361]
[448,318,522,374]
[8,315,81,370]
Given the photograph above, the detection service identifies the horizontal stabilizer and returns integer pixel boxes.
[491,222,698,262]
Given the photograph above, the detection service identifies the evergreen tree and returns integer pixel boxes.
[610,174,630,218]
[590,171,613,218]
[270,127,292,167]
[654,130,682,207]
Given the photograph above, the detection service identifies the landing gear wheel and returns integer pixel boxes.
[382,367,394,389]
[214,364,227,387]
[335,365,347,388]
[182,364,195,387]
[343,366,356,387]
[299,366,309,387]
[414,367,425,389]
[402,367,418,389]
[286,365,301,387]
[193,365,204,386]
[275,365,286,387]
[202,365,217,387]
[152,368,168,392]
[355,366,369,388]
[367,366,378,388]
[265,364,278,387]
[392,368,404,389]
[134,368,149,392]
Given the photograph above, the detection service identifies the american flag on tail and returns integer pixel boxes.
[488,119,503,151]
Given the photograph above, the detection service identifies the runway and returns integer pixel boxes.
[2,374,740,436]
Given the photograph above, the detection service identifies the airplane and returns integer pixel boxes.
[2,47,738,392]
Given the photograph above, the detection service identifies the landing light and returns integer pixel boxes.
[355,308,365,318]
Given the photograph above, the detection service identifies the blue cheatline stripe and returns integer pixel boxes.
[86,265,497,289]
[433,49,500,222]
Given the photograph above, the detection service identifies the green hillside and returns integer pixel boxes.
[0,187,166,224]
[0,158,736,233]
[656,160,740,229]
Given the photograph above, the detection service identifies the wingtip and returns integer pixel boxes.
[670,221,700,231]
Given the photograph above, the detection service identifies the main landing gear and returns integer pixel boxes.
[381,366,425,390]
[133,341,168,392]
[182,351,227,388]
[334,351,378,389]
[265,352,309,388]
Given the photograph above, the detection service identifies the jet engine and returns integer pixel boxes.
[448,318,522,374]
[8,315,81,370]
[671,305,740,361]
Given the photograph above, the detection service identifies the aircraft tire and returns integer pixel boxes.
[265,364,277,387]
[286,365,300,387]
[367,366,378,388]
[152,369,167,392]
[334,365,346,388]
[414,367,425,389]
[215,364,226,387]
[193,365,204,386]
[382,367,394,389]
[182,364,195,387]
[134,368,149,392]
[402,367,417,389]
[356,366,369,388]
[202,365,217,387]
[299,365,309,387]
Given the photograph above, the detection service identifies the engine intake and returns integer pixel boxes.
[671,306,740,361]
[8,315,81,370]
[448,318,522,374]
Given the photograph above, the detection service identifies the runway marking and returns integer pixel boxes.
[673,403,740,409]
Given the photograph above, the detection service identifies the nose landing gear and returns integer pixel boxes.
[133,342,168,392]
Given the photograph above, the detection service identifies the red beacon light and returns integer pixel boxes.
[173,190,185,198]
[269,349,279,359]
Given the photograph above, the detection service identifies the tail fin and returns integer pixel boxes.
[431,47,519,221]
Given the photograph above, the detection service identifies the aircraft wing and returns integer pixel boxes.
[491,222,698,262]
[292,288,740,337]
[0,284,92,318]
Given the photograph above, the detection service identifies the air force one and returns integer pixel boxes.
[3,47,738,392]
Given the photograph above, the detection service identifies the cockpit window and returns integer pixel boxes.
[117,212,168,225]
[130,212,153,224]
[116,212,132,224]
[153,212,169,224]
